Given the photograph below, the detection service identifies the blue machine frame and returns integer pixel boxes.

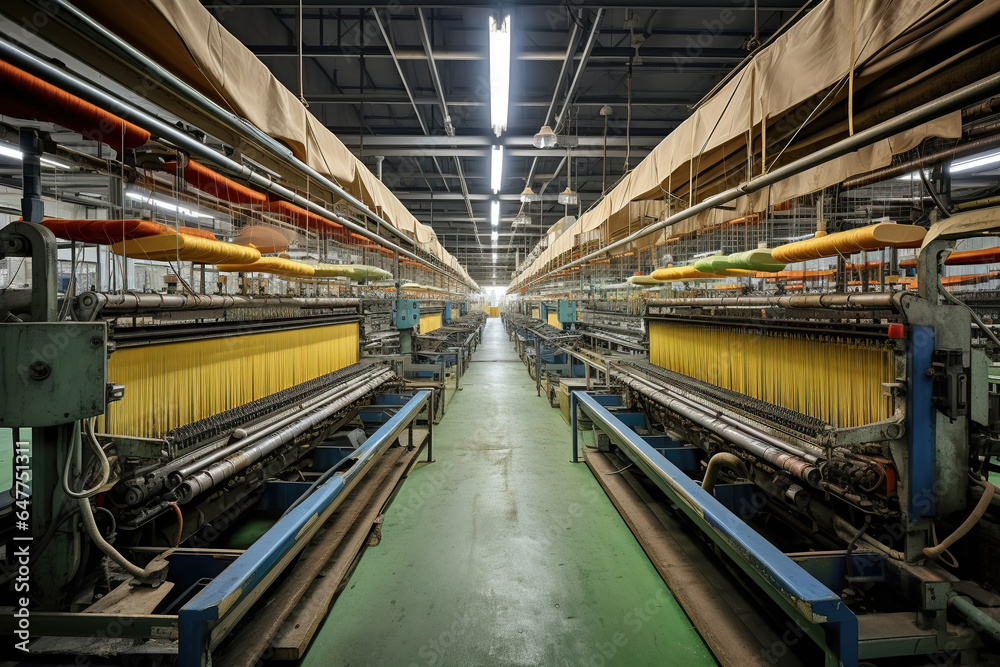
[571,390,858,666]
[178,390,431,664]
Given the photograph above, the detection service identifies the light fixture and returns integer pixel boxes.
[489,14,511,138]
[490,145,503,194]
[126,190,214,220]
[533,125,558,149]
[491,230,499,243]
[490,200,500,227]
[519,185,540,203]
[512,211,532,227]
[692,248,722,258]
[557,186,578,206]
[950,150,1000,173]
[492,252,498,263]
[0,143,73,170]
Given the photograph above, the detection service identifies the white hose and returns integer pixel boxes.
[77,497,163,580]
[924,478,995,561]
[61,419,110,499]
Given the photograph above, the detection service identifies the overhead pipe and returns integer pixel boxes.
[646,293,900,310]
[415,8,480,246]
[9,4,473,287]
[369,9,453,195]
[175,367,394,503]
[77,291,361,316]
[553,9,604,135]
[842,132,1000,189]
[525,12,585,188]
[517,69,1000,290]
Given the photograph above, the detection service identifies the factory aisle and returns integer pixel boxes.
[303,318,715,666]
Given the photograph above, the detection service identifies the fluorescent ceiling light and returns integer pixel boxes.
[492,252,498,262]
[126,190,214,220]
[491,145,503,194]
[950,150,1000,173]
[0,143,73,170]
[491,230,499,242]
[533,125,558,149]
[489,14,511,138]
[491,200,500,227]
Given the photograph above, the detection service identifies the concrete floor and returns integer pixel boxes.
[303,318,715,666]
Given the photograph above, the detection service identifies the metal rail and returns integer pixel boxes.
[570,390,858,667]
[177,389,431,665]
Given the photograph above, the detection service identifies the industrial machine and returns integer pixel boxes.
[0,7,482,662]
[567,228,1000,665]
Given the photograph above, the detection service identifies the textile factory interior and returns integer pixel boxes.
[3,0,1000,665]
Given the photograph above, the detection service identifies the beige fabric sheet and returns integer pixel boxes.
[74,0,475,286]
[510,0,984,289]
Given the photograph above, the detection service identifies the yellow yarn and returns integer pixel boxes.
[217,257,316,277]
[648,320,892,428]
[112,233,261,264]
[420,312,442,333]
[101,322,359,437]
[771,223,925,264]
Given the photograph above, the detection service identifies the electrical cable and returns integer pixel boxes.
[938,257,1000,349]
[918,167,951,218]
[61,419,110,499]
[845,515,871,579]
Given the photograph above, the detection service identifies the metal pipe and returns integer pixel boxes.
[715,414,821,463]
[646,293,900,310]
[640,375,821,462]
[77,292,360,316]
[370,9,452,194]
[175,368,394,503]
[166,372,379,487]
[701,452,748,494]
[0,18,470,287]
[616,372,820,485]
[517,69,1000,290]
[842,133,1000,189]
[525,14,585,187]
[554,9,604,134]
[949,595,1000,642]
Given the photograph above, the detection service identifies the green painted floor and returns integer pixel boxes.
[303,319,716,666]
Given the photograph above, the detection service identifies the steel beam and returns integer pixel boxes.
[341,134,662,147]
[370,8,452,194]
[207,1,805,10]
[358,147,646,158]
